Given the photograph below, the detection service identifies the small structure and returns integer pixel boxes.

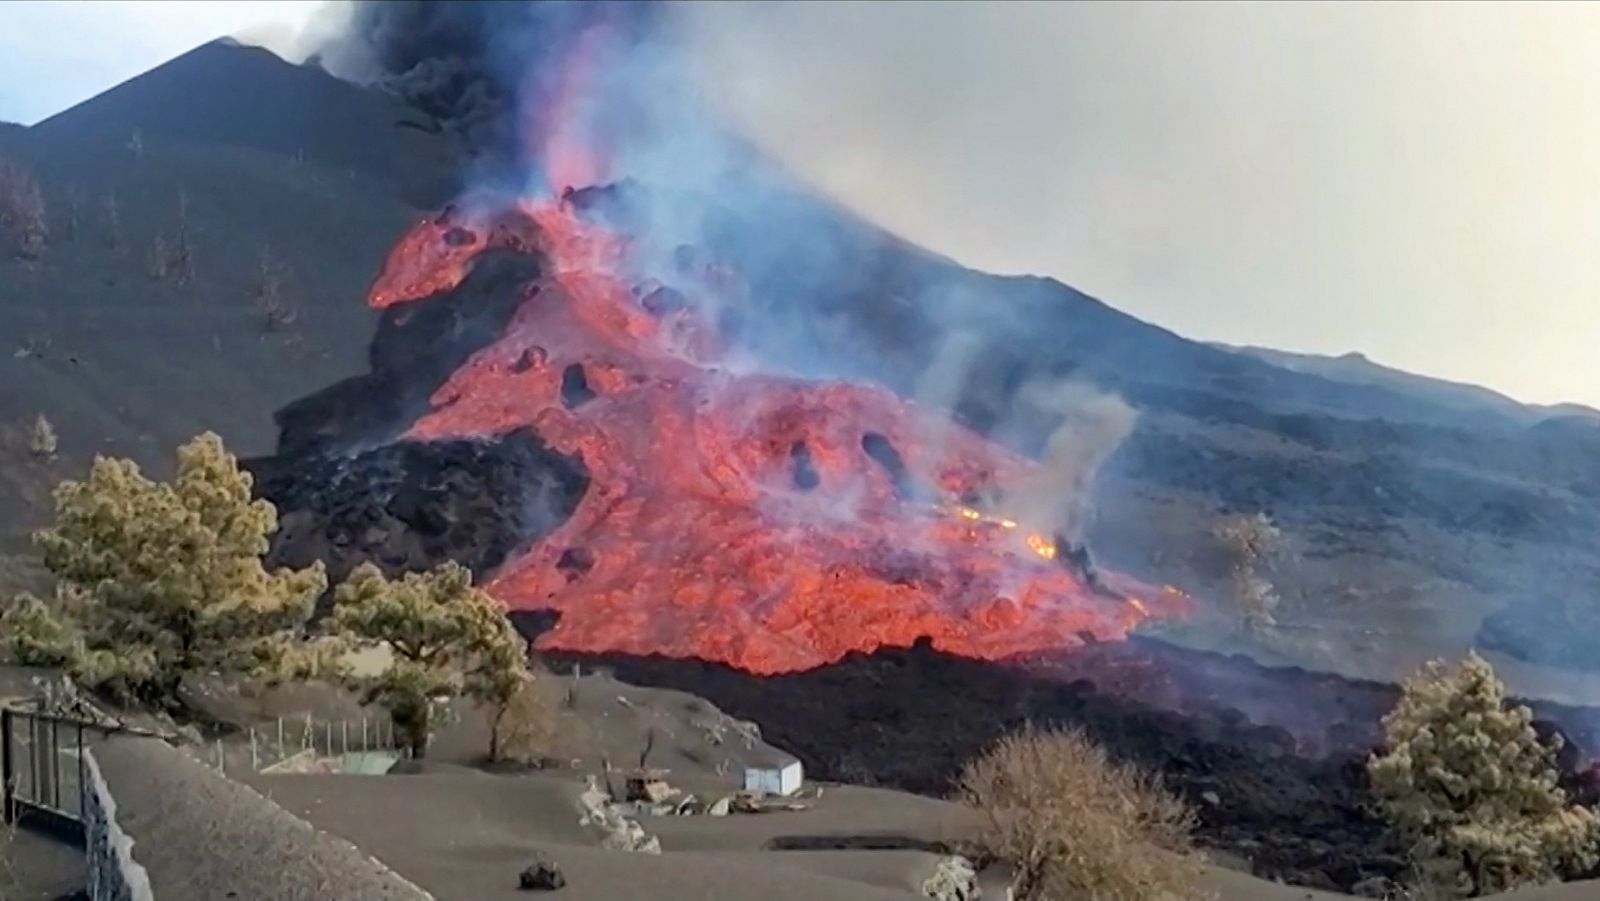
[624,768,675,804]
[742,751,803,797]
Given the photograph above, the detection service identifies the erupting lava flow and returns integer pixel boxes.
[365,195,1188,674]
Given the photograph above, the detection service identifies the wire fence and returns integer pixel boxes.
[201,714,407,775]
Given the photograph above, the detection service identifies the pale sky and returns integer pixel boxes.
[3,1,1598,408]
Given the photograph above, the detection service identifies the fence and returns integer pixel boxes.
[1,707,104,844]
[201,713,407,775]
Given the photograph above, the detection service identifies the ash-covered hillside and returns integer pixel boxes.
[3,41,1597,680]
[0,41,455,571]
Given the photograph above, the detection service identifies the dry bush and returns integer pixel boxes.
[251,246,299,331]
[0,153,46,260]
[1369,653,1599,898]
[957,726,1207,901]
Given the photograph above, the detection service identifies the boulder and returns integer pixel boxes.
[518,855,566,891]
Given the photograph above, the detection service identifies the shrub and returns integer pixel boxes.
[1368,653,1600,897]
[329,562,531,759]
[1211,512,1282,632]
[957,726,1206,901]
[21,433,327,707]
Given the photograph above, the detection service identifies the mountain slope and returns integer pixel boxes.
[0,42,455,564]
[1217,343,1600,425]
[3,42,1596,678]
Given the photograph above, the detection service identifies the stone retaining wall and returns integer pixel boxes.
[82,747,156,901]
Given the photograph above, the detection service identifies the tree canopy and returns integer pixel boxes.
[2,433,326,707]
[329,561,531,759]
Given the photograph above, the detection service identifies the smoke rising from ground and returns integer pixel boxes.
[1006,383,1137,547]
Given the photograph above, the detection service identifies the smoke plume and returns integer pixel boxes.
[317,0,1139,551]
[317,1,669,176]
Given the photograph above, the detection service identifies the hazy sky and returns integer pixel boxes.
[3,1,1598,407]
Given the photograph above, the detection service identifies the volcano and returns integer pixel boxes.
[334,192,1189,674]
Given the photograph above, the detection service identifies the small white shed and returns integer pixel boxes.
[742,753,803,797]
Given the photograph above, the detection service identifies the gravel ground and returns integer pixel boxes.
[91,735,432,901]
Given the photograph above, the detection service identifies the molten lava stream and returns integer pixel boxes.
[366,199,1190,674]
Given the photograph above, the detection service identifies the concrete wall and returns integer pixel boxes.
[82,747,156,901]
[82,736,433,901]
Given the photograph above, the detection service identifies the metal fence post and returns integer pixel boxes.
[77,720,86,823]
[29,715,39,807]
[2,708,14,825]
[50,718,61,811]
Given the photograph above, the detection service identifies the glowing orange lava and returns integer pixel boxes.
[366,198,1189,673]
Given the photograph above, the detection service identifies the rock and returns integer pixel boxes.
[599,817,661,854]
[706,796,732,817]
[518,855,565,891]
[921,855,980,901]
[579,784,663,854]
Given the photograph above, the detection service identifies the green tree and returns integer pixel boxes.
[1368,653,1599,897]
[329,562,531,760]
[12,433,326,707]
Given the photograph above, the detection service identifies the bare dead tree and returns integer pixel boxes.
[638,727,656,770]
[0,152,47,261]
[148,189,194,285]
[251,245,299,331]
[101,190,123,253]
[62,185,81,243]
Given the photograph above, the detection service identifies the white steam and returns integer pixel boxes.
[1004,382,1136,545]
